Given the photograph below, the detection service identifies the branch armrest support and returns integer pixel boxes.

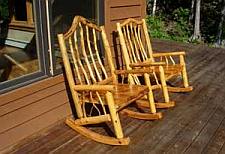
[152,51,186,57]
[115,69,154,75]
[129,61,166,67]
[74,85,115,92]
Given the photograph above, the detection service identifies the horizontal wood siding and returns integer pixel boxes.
[0,75,72,151]
[0,76,65,106]
[105,0,145,36]
[104,0,146,69]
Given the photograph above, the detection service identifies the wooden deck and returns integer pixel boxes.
[6,40,225,154]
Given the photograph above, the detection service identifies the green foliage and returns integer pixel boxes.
[170,8,191,42]
[146,0,225,45]
[0,0,9,20]
[146,15,170,39]
[146,7,191,42]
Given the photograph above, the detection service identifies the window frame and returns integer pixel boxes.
[0,0,50,94]
[9,0,35,31]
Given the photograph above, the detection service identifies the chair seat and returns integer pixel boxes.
[162,64,183,76]
[81,84,149,110]
[113,84,149,110]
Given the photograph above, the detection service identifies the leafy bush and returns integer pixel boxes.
[170,8,191,41]
[146,15,170,39]
[146,7,191,42]
[0,0,9,20]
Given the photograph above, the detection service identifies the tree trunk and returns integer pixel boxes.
[191,0,201,41]
[146,0,151,15]
[152,0,157,16]
[215,0,225,45]
[189,0,195,25]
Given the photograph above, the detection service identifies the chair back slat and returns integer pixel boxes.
[59,16,111,86]
[137,25,148,60]
[85,25,102,82]
[79,22,97,84]
[92,28,108,79]
[142,19,154,60]
[124,25,137,63]
[130,23,141,61]
[118,18,154,68]
[69,36,84,84]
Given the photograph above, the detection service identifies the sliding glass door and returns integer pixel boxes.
[46,0,103,75]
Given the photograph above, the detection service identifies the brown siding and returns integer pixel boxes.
[0,75,72,151]
[104,0,146,68]
[0,0,146,152]
[105,0,146,37]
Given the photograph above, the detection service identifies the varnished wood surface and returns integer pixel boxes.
[57,16,160,145]
[6,40,225,154]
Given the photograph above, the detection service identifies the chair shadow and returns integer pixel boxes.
[61,63,78,118]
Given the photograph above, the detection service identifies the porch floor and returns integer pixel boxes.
[7,40,225,154]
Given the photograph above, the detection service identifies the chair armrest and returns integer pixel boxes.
[152,51,186,57]
[129,61,166,68]
[74,85,115,92]
[115,68,154,75]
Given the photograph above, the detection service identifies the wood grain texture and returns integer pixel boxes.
[117,18,193,94]
[0,75,64,106]
[6,39,225,154]
[57,16,162,146]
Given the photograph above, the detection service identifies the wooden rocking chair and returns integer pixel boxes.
[57,16,162,145]
[116,18,193,94]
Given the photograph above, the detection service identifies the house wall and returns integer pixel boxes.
[0,0,146,151]
[0,75,71,152]
[104,0,146,68]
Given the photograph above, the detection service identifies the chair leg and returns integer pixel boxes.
[120,74,163,120]
[106,92,124,139]
[144,73,157,113]
[180,55,189,88]
[154,66,176,108]
[159,66,170,103]
[166,55,193,93]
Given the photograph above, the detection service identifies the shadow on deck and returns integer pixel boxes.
[6,40,225,154]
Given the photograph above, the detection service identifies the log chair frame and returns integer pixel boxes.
[116,18,193,97]
[57,16,162,145]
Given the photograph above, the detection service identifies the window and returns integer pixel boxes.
[0,0,48,93]
[9,0,35,31]
[46,0,103,75]
[0,0,103,93]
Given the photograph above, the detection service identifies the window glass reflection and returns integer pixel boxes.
[51,0,97,69]
[0,0,39,82]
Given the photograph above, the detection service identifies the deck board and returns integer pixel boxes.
[6,40,225,154]
[202,115,225,154]
[184,107,225,154]
[219,143,225,154]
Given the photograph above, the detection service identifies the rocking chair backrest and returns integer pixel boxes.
[58,16,117,118]
[58,16,116,86]
[117,18,154,70]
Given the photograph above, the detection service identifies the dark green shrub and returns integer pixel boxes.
[0,0,9,20]
[146,15,170,39]
[146,7,191,42]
